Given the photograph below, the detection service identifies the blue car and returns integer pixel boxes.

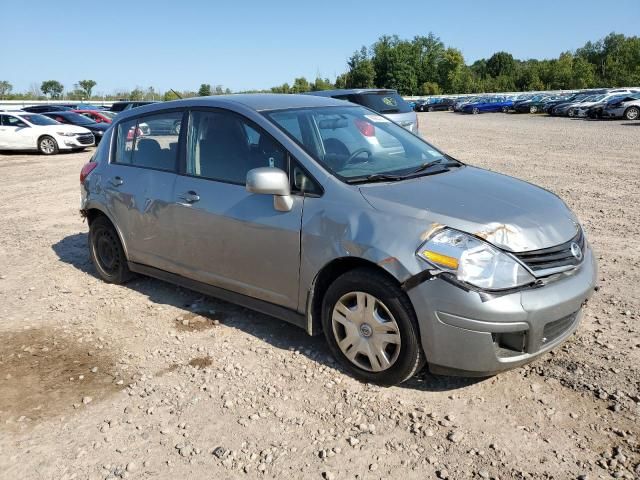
[462,96,514,114]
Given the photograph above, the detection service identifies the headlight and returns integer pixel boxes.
[57,132,77,137]
[417,229,535,290]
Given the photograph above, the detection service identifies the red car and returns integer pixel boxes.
[73,110,115,124]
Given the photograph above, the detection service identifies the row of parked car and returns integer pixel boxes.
[0,101,155,154]
[411,89,640,120]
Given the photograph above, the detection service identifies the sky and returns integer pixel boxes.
[1,0,639,95]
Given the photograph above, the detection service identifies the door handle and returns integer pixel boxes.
[109,176,124,187]
[179,191,200,203]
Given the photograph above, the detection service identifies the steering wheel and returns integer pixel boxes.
[346,148,372,165]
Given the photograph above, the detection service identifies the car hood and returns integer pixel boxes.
[359,166,579,253]
[84,122,109,132]
[43,124,92,134]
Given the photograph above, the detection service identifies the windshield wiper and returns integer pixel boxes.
[345,158,462,185]
[403,158,462,176]
[345,173,406,184]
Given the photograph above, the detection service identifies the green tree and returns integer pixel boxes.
[78,80,96,97]
[130,88,144,100]
[198,83,212,96]
[290,77,310,93]
[413,33,445,86]
[345,46,375,88]
[41,80,64,99]
[334,73,348,89]
[419,82,441,95]
[270,83,290,94]
[311,77,333,91]
[163,90,179,101]
[486,51,516,78]
[437,48,466,93]
[0,80,12,98]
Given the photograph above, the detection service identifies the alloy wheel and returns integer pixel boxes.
[40,138,56,154]
[331,291,401,372]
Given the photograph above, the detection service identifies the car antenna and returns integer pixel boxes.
[170,89,183,99]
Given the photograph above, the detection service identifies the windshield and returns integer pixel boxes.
[18,114,59,126]
[100,111,116,119]
[266,105,453,182]
[58,113,95,125]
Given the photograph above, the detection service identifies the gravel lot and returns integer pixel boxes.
[0,113,638,480]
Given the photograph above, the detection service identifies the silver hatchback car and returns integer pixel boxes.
[80,94,597,386]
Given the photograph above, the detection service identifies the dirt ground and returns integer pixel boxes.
[0,113,638,480]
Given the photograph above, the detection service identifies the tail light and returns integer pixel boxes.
[80,161,98,183]
[354,118,375,137]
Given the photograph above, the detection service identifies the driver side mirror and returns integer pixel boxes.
[246,167,293,212]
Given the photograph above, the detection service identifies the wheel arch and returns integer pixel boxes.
[83,207,130,260]
[305,256,415,336]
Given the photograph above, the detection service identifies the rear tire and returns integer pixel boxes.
[38,135,59,155]
[624,106,639,120]
[321,268,425,386]
[89,216,132,284]
[428,106,434,112]
[501,106,509,113]
[472,107,479,115]
[447,106,453,111]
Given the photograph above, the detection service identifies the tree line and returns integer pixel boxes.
[332,32,640,95]
[1,32,638,100]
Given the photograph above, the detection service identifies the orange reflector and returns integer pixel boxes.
[423,251,459,269]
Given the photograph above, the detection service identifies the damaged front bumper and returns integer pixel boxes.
[405,245,597,376]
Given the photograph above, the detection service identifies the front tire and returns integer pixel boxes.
[472,107,480,115]
[89,216,132,284]
[38,135,59,155]
[624,106,639,120]
[530,105,538,114]
[321,268,424,386]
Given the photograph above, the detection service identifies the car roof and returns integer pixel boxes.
[305,88,399,97]
[114,94,349,121]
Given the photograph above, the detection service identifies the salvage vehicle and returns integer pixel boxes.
[21,104,73,113]
[601,93,640,120]
[461,96,514,114]
[567,91,637,118]
[420,98,455,112]
[80,94,597,386]
[74,109,116,124]
[512,94,554,113]
[0,111,93,153]
[305,89,418,134]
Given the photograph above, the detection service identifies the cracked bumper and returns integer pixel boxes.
[406,246,597,376]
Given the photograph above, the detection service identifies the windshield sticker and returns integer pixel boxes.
[364,114,390,123]
[382,96,398,107]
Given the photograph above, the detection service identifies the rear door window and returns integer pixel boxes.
[114,111,183,172]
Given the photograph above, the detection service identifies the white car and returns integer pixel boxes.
[0,111,94,154]
[569,90,637,118]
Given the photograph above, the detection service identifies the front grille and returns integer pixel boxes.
[514,228,584,274]
[77,134,95,145]
[542,311,578,344]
